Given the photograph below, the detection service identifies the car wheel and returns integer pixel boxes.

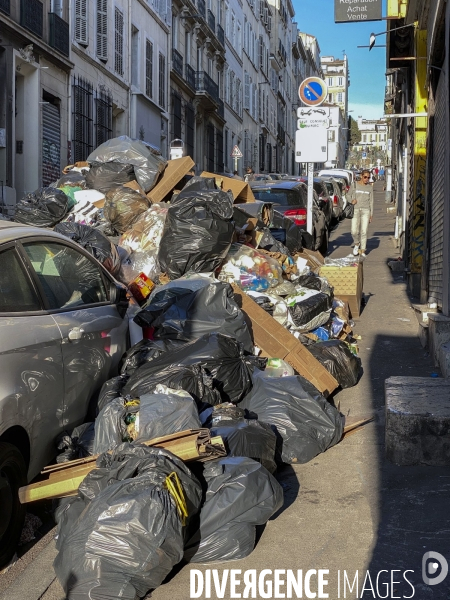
[319,228,329,256]
[0,442,27,568]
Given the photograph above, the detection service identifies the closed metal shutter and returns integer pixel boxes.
[42,102,61,186]
[428,73,446,306]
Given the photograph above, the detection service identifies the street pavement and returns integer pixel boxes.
[1,181,449,599]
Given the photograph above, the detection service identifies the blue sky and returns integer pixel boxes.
[293,0,387,119]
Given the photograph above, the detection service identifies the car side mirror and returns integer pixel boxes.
[110,282,129,318]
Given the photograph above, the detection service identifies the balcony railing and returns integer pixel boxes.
[207,9,215,33]
[196,71,219,103]
[197,0,206,18]
[217,98,225,119]
[20,0,43,38]
[172,48,183,77]
[185,64,196,90]
[49,13,69,56]
[0,0,10,15]
[217,23,224,46]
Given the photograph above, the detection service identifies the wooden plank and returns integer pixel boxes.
[342,417,374,438]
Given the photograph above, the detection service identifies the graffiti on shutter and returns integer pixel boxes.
[42,102,61,187]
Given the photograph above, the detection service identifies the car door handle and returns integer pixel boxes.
[68,327,84,341]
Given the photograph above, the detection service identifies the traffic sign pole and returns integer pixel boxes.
[307,162,313,236]
[234,157,238,172]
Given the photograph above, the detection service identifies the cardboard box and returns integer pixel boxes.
[232,284,338,397]
[146,156,195,203]
[123,180,146,196]
[200,171,255,203]
[295,248,325,274]
[320,263,364,318]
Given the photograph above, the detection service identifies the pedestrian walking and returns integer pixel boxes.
[350,169,374,258]
[379,167,385,181]
[244,166,255,182]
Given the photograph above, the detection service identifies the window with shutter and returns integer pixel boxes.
[237,79,242,116]
[114,7,124,75]
[243,18,248,52]
[185,103,195,158]
[244,72,250,110]
[258,85,262,121]
[259,35,263,69]
[145,40,153,98]
[75,0,88,44]
[96,0,108,60]
[249,80,253,117]
[253,84,257,120]
[158,52,165,108]
[225,3,230,37]
[230,71,235,110]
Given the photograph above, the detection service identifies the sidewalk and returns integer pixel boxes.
[2,182,449,600]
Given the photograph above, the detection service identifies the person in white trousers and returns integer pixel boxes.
[350,170,374,257]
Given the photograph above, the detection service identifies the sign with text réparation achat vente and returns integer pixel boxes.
[335,0,382,23]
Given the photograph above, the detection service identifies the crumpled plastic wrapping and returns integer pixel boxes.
[184,457,283,563]
[286,288,333,331]
[53,222,121,276]
[308,340,361,389]
[118,249,161,285]
[15,188,70,227]
[87,136,166,193]
[104,185,150,234]
[56,423,95,463]
[324,255,365,266]
[96,374,129,415]
[85,162,136,193]
[123,333,254,404]
[158,177,234,279]
[118,204,168,253]
[219,244,283,292]
[134,282,253,352]
[56,171,87,189]
[54,444,202,600]
[240,372,344,464]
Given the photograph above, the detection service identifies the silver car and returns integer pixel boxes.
[0,222,129,566]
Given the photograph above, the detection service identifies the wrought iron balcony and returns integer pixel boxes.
[0,0,10,15]
[217,24,224,47]
[197,0,206,18]
[185,64,196,90]
[20,0,43,38]
[172,48,183,78]
[217,98,225,120]
[195,71,219,103]
[207,9,215,33]
[49,13,69,56]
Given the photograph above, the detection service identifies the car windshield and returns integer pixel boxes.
[323,182,334,195]
[253,188,305,207]
[254,175,268,180]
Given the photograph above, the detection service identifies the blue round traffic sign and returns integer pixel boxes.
[299,77,328,107]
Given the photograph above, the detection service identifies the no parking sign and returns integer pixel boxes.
[298,77,328,107]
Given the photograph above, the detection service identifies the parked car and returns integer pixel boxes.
[318,168,354,187]
[269,173,283,180]
[0,222,130,566]
[285,177,333,228]
[251,181,329,254]
[253,174,274,182]
[319,177,345,221]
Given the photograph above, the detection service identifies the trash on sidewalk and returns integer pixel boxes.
[308,340,362,389]
[54,445,202,600]
[14,187,70,227]
[56,423,96,463]
[104,185,150,234]
[320,262,364,318]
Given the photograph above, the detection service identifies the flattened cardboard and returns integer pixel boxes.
[232,284,338,397]
[146,156,195,204]
[201,171,255,203]
[296,248,325,274]
[123,180,146,196]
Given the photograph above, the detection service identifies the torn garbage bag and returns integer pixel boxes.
[123,333,253,404]
[87,136,166,193]
[15,188,70,227]
[118,203,168,253]
[56,171,87,189]
[308,340,361,389]
[53,222,121,276]
[56,423,95,463]
[184,456,283,563]
[134,282,253,352]
[104,185,150,234]
[54,444,202,600]
[158,177,234,279]
[85,162,136,193]
[240,373,343,464]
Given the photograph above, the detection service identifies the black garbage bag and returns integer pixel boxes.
[54,444,202,600]
[56,171,87,189]
[96,374,129,414]
[308,341,361,389]
[85,162,136,193]
[122,363,221,407]
[288,291,333,328]
[210,418,277,474]
[119,338,187,376]
[240,373,344,464]
[87,136,166,193]
[158,177,234,279]
[104,185,150,234]
[53,222,121,276]
[296,274,323,291]
[93,397,127,453]
[270,210,303,254]
[134,282,253,353]
[15,187,70,227]
[124,333,253,404]
[56,423,95,463]
[184,456,283,563]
